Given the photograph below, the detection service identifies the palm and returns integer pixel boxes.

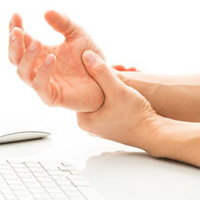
[41,35,104,111]
[10,11,105,112]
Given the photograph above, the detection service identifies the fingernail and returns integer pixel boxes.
[29,41,37,51]
[45,55,53,66]
[83,50,97,65]
[83,50,104,68]
[10,29,16,41]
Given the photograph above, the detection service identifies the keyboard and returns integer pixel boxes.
[0,161,104,200]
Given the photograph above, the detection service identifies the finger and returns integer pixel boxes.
[9,13,23,33]
[82,50,123,95]
[126,67,137,72]
[9,13,33,48]
[112,65,126,71]
[45,10,81,40]
[18,40,42,85]
[112,65,138,72]
[9,27,25,65]
[32,54,56,105]
[24,33,33,49]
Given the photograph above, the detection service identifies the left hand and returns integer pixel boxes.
[77,50,157,149]
[112,65,138,72]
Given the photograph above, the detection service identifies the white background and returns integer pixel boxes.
[0,0,200,199]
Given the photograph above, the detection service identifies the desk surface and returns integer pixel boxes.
[1,2,200,199]
[0,115,200,200]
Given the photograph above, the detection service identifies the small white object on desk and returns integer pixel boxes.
[0,131,50,144]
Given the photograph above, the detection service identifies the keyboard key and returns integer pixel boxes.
[1,193,17,200]
[14,190,30,196]
[71,179,90,187]
[46,187,62,193]
[0,161,104,200]
[33,193,50,199]
[49,192,67,198]
[25,162,41,168]
[61,163,76,171]
[78,186,104,200]
[69,195,84,199]
[40,182,57,188]
[1,187,13,194]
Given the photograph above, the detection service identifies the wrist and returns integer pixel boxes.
[114,71,161,103]
[138,115,172,157]
[144,116,200,167]
[131,114,164,156]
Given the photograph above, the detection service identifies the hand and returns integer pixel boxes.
[77,50,157,150]
[8,11,104,112]
[112,65,138,72]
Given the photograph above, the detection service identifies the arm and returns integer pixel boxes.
[116,72,200,122]
[78,50,200,168]
[147,116,200,167]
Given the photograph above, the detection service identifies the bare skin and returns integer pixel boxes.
[78,51,200,168]
[9,11,200,121]
[8,11,200,167]
[9,11,104,112]
[116,72,200,122]
[77,50,157,150]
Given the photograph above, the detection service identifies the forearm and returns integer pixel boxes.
[143,116,200,167]
[117,72,200,122]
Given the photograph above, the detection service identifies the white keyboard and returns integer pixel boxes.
[0,161,104,200]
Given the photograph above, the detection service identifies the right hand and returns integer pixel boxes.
[8,10,105,112]
[77,50,157,150]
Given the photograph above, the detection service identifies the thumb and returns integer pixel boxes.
[82,50,122,94]
[44,10,81,40]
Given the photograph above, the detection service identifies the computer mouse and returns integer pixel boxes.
[0,131,50,144]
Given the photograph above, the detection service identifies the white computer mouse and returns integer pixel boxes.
[0,116,52,144]
[0,131,50,144]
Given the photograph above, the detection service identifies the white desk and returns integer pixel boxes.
[1,1,200,199]
[0,113,200,200]
[1,31,200,200]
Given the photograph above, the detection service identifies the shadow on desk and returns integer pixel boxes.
[82,151,200,200]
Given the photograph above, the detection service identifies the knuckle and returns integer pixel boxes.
[59,17,79,39]
[46,90,58,107]
[17,69,24,79]
[32,81,41,92]
[60,17,71,32]
[17,69,30,82]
